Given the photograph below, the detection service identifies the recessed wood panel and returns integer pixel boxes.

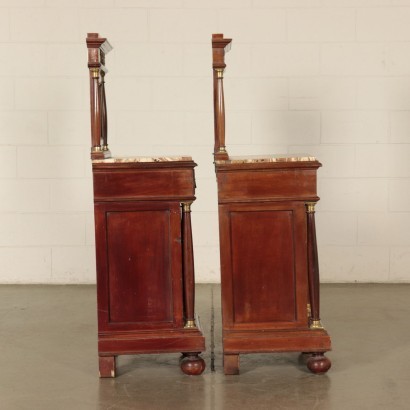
[230,210,296,324]
[107,210,172,324]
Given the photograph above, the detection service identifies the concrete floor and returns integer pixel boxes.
[0,284,409,410]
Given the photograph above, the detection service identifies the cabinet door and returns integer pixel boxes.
[219,202,308,330]
[95,201,183,331]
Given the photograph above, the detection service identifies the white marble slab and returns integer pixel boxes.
[92,156,192,164]
[215,154,316,164]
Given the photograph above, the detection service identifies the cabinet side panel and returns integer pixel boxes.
[230,210,296,324]
[107,210,173,323]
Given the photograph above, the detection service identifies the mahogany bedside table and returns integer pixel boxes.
[211,34,331,375]
[86,33,205,377]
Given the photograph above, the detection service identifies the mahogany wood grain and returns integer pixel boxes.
[223,329,331,353]
[98,330,205,355]
[94,201,184,332]
[92,166,195,202]
[216,165,319,203]
[211,33,331,375]
[219,201,309,332]
[230,210,296,324]
[107,209,172,324]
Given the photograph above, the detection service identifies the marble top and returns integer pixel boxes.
[215,154,316,164]
[92,156,192,164]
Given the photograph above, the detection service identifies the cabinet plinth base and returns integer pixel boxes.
[223,328,331,375]
[98,325,205,376]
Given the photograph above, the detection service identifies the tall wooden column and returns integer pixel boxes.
[212,33,231,161]
[86,32,112,160]
[306,202,323,329]
[181,202,196,328]
[89,67,103,158]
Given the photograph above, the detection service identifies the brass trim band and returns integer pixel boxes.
[184,319,196,329]
[310,319,324,330]
[91,146,102,152]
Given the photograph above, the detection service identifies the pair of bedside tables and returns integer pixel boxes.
[86,33,331,377]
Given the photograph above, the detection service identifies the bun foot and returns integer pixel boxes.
[180,353,205,376]
[307,353,331,374]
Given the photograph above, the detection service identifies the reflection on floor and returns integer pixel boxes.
[0,284,409,409]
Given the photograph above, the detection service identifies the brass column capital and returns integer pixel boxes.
[182,202,193,213]
[306,202,316,214]
[90,67,100,78]
[215,68,224,79]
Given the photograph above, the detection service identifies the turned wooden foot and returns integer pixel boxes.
[224,354,239,375]
[306,353,331,375]
[99,356,116,378]
[180,353,205,376]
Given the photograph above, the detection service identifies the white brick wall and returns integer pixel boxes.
[1,1,410,283]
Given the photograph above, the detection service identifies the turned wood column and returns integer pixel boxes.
[306,202,323,329]
[89,67,103,158]
[213,67,228,160]
[86,33,112,160]
[99,72,109,152]
[212,34,232,161]
[181,202,196,328]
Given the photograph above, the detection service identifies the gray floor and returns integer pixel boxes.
[1,284,409,410]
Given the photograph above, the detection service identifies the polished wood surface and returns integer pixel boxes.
[211,34,331,375]
[87,33,205,376]
[216,162,319,202]
[230,209,298,325]
[92,162,196,201]
[106,208,173,324]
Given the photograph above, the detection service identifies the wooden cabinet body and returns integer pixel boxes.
[86,33,205,377]
[211,34,331,374]
[216,160,331,374]
[93,160,205,376]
